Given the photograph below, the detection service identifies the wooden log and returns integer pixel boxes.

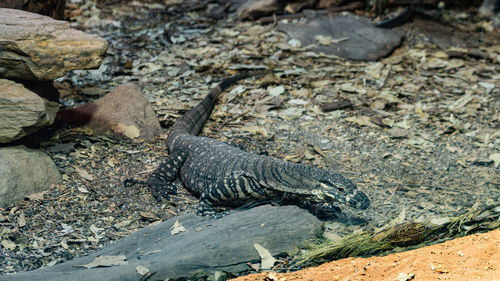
[0,205,321,281]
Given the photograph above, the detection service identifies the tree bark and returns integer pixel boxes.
[0,0,66,20]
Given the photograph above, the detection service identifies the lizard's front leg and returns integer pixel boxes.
[148,148,188,201]
[196,171,265,218]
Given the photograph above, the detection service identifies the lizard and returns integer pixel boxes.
[128,71,370,218]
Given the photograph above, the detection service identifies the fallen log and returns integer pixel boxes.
[1,205,321,281]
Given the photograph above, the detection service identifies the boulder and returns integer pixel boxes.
[0,205,321,280]
[0,8,108,81]
[0,79,58,143]
[57,83,162,140]
[237,0,282,20]
[278,15,403,61]
[0,145,61,208]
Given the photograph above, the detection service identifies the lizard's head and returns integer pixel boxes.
[309,170,370,210]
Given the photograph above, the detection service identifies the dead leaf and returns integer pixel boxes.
[446,144,459,153]
[388,127,408,138]
[171,219,186,235]
[139,211,157,220]
[242,126,268,138]
[90,225,103,236]
[75,255,128,269]
[61,240,69,250]
[107,158,117,167]
[25,190,47,201]
[136,265,150,276]
[396,272,415,281]
[377,91,400,104]
[222,85,246,103]
[74,167,94,181]
[123,125,140,139]
[339,83,359,93]
[269,86,285,96]
[111,123,140,139]
[345,116,377,127]
[253,243,276,270]
[247,262,260,271]
[279,108,304,120]
[78,187,89,193]
[315,35,335,45]
[430,217,450,226]
[290,88,311,98]
[61,223,73,234]
[1,239,16,250]
[304,150,315,160]
[434,264,449,274]
[425,57,448,69]
[394,120,411,130]
[287,38,301,47]
[313,146,327,158]
[365,62,384,79]
[288,99,308,105]
[17,212,26,227]
[311,80,332,89]
[448,94,473,112]
[489,153,500,167]
[266,271,282,281]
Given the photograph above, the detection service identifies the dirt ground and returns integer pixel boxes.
[233,228,500,281]
[0,0,498,278]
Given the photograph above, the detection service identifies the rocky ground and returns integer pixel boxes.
[0,0,499,278]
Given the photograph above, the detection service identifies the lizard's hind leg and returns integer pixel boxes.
[148,148,188,201]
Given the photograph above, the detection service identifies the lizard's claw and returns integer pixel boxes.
[123,178,147,187]
[147,175,178,201]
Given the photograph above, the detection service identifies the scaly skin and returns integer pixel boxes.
[144,71,370,217]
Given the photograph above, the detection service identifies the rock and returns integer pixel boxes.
[479,0,500,28]
[227,0,250,12]
[57,84,162,140]
[0,145,61,208]
[285,0,317,14]
[0,8,108,81]
[278,15,403,61]
[479,0,497,18]
[0,79,58,143]
[0,0,66,20]
[0,205,321,281]
[237,0,282,20]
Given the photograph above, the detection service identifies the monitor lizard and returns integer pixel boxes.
[127,71,370,218]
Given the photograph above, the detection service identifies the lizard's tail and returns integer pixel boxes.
[167,71,268,143]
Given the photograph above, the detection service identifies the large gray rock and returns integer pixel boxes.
[0,145,61,208]
[0,205,321,281]
[237,0,282,20]
[279,15,403,61]
[0,79,58,143]
[57,83,162,140]
[0,8,108,81]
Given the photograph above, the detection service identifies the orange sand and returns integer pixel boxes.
[233,229,500,281]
